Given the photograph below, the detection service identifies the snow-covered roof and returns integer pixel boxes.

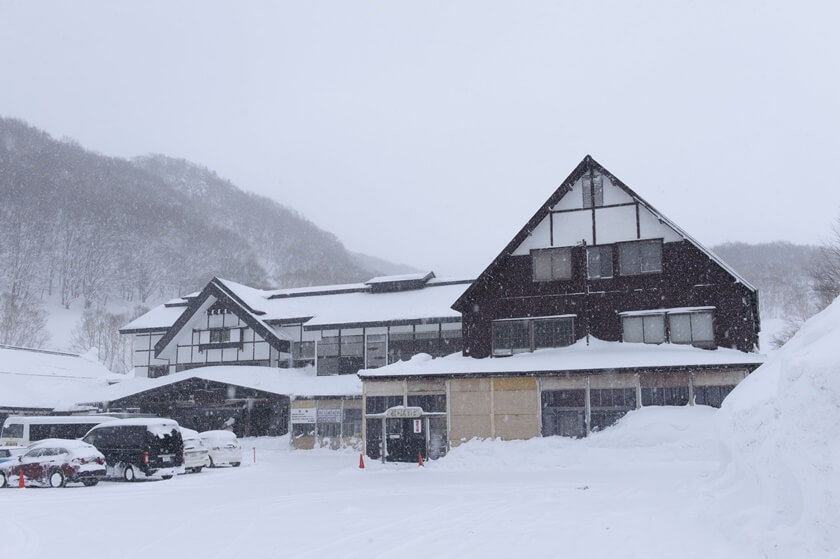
[358,338,764,379]
[78,365,362,405]
[0,345,122,411]
[122,273,472,333]
[121,303,191,332]
[365,271,434,284]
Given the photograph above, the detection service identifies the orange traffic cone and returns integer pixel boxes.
[18,473,24,488]
[359,454,365,469]
[417,452,424,467]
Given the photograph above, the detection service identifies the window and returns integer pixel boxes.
[589,388,637,432]
[209,328,230,343]
[587,245,613,279]
[582,173,604,208]
[642,386,689,406]
[407,394,447,413]
[148,365,168,378]
[492,320,530,355]
[1,423,23,438]
[694,385,735,408]
[342,408,363,437]
[365,395,404,415]
[622,314,666,344]
[668,312,714,346]
[622,310,714,347]
[532,248,572,281]
[493,317,575,356]
[618,240,662,275]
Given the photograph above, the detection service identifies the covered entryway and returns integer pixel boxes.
[365,406,446,462]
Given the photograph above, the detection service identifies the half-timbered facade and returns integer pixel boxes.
[358,156,763,461]
[121,272,470,378]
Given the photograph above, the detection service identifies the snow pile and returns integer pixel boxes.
[716,297,840,557]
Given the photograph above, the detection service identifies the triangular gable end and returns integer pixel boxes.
[154,278,291,360]
[453,155,755,311]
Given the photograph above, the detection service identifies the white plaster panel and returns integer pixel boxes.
[176,346,191,363]
[551,177,584,211]
[594,205,639,244]
[150,334,163,346]
[199,330,210,344]
[208,314,223,328]
[602,175,634,205]
[511,215,552,255]
[638,206,683,242]
[136,366,149,378]
[133,334,150,353]
[552,210,593,247]
[253,342,270,360]
[206,348,222,362]
[134,350,149,367]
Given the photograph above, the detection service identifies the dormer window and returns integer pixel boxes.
[582,173,604,208]
[532,248,572,282]
[209,328,230,344]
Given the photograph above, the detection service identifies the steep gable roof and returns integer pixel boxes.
[153,278,292,359]
[452,155,756,312]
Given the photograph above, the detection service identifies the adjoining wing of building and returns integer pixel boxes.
[95,155,761,458]
[102,272,471,446]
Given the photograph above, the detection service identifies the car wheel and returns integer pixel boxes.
[194,466,203,473]
[49,469,66,488]
[82,479,99,486]
[232,462,240,468]
[123,465,136,482]
[161,475,173,480]
[0,472,6,488]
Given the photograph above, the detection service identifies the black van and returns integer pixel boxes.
[82,418,184,481]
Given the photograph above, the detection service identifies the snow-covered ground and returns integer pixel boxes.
[1,406,814,559]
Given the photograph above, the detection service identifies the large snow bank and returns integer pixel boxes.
[717,297,840,557]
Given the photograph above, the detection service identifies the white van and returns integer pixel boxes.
[1,415,117,447]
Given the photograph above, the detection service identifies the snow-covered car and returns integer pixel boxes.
[82,418,184,481]
[199,430,242,467]
[0,439,106,488]
[0,446,27,465]
[180,427,210,473]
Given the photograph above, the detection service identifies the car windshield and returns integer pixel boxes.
[1,423,23,438]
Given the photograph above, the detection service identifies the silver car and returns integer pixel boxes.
[180,428,210,473]
[199,430,241,468]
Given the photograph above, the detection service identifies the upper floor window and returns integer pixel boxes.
[493,316,575,356]
[587,245,613,279]
[621,309,715,347]
[618,240,662,275]
[209,328,230,343]
[582,173,604,208]
[532,248,572,282]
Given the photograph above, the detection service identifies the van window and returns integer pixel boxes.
[1,423,24,439]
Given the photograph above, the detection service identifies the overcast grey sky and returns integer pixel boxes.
[1,1,838,276]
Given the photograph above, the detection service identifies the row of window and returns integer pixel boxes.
[542,385,736,437]
[492,317,575,356]
[532,239,662,282]
[621,310,714,347]
[490,309,715,356]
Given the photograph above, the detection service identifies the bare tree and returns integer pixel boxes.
[773,217,840,348]
[71,305,148,373]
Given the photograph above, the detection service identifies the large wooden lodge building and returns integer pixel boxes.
[109,155,762,460]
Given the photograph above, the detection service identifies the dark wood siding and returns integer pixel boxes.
[461,240,759,358]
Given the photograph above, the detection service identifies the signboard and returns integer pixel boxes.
[291,408,316,424]
[413,419,422,434]
[385,406,423,419]
[317,408,341,424]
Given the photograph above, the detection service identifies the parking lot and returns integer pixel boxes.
[2,409,764,559]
